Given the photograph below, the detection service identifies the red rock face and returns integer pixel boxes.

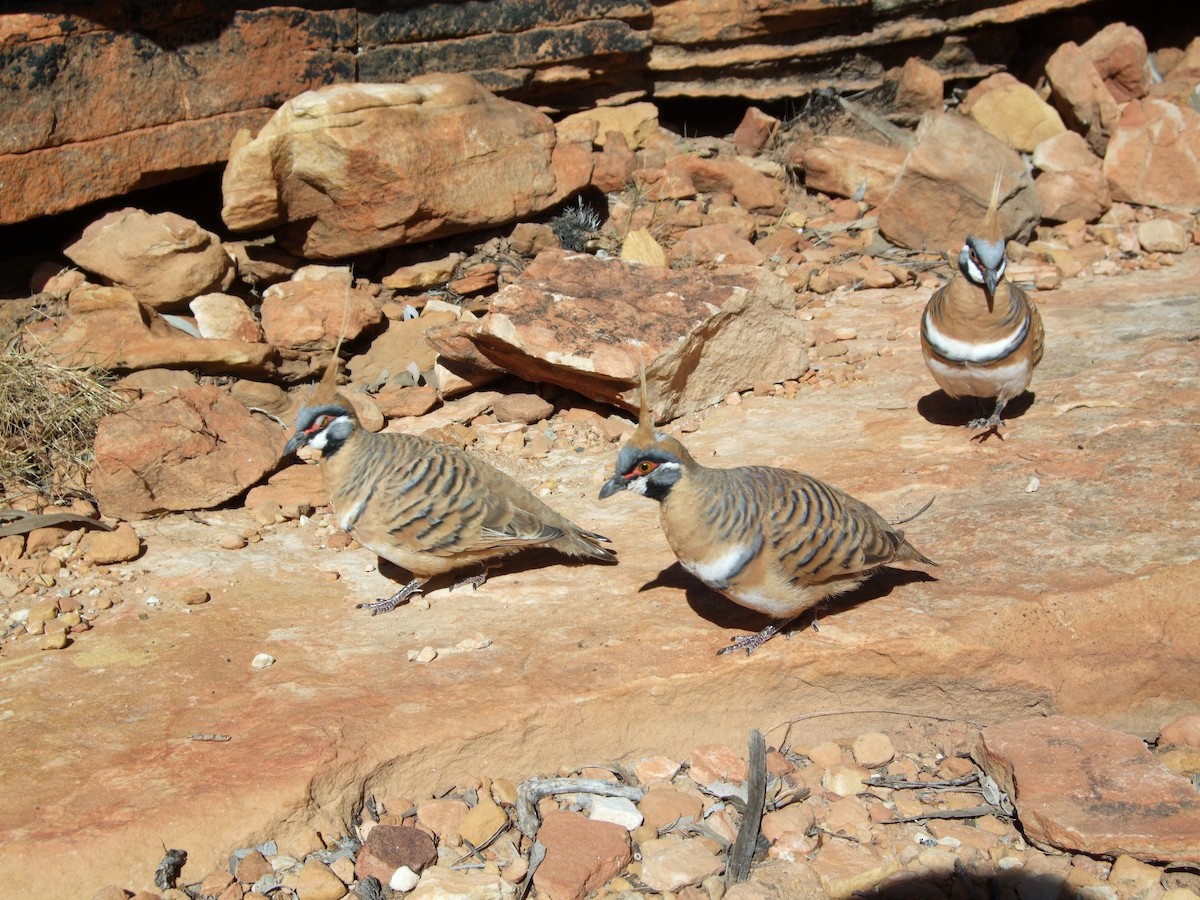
[221,76,591,259]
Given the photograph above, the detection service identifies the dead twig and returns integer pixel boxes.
[726,729,767,888]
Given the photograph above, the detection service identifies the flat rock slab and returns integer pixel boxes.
[3,254,1200,896]
[465,249,810,420]
[976,716,1200,864]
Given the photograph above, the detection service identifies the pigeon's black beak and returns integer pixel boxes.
[283,432,307,456]
[984,270,999,312]
[598,475,627,500]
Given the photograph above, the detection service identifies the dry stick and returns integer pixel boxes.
[726,729,767,888]
[515,777,644,837]
[878,805,1007,825]
[516,841,546,900]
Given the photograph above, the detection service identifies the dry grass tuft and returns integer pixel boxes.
[0,346,127,500]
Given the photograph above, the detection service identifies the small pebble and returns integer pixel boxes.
[251,653,275,670]
[220,534,247,550]
[390,865,421,892]
[454,635,492,651]
[182,588,210,606]
[40,631,69,650]
[407,646,437,663]
[1026,476,1041,493]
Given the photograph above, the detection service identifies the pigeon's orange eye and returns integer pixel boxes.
[635,460,658,475]
[306,415,333,435]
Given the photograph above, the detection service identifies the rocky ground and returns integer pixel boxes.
[1,18,1200,900]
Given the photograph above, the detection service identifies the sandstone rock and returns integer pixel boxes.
[851,732,896,769]
[422,307,507,399]
[344,309,457,388]
[80,523,142,565]
[877,113,1040,252]
[1082,22,1151,103]
[224,239,302,289]
[1160,714,1200,749]
[1034,129,1104,175]
[1137,219,1190,253]
[894,57,944,117]
[810,840,899,898]
[492,394,553,425]
[1104,99,1200,212]
[1045,41,1123,155]
[115,369,200,395]
[31,264,87,297]
[385,391,504,435]
[688,744,749,786]
[197,871,234,897]
[243,464,326,512]
[90,386,285,520]
[638,837,724,892]
[189,294,263,343]
[958,72,1022,116]
[355,824,437,884]
[762,802,816,846]
[732,106,779,157]
[459,795,508,848]
[637,785,705,831]
[416,798,469,840]
[668,223,764,266]
[459,250,808,421]
[586,795,642,830]
[968,83,1066,152]
[619,228,670,267]
[1107,854,1168,899]
[374,384,440,418]
[557,102,660,149]
[1035,169,1112,223]
[534,809,631,900]
[675,155,786,213]
[976,716,1200,863]
[798,135,906,205]
[409,865,514,899]
[381,253,465,291]
[228,380,299,423]
[62,209,234,310]
[260,267,383,352]
[590,132,639,193]
[222,76,589,259]
[293,859,345,900]
[45,285,278,377]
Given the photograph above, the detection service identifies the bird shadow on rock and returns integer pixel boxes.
[826,870,1071,899]
[368,550,617,605]
[917,389,1035,429]
[640,562,938,647]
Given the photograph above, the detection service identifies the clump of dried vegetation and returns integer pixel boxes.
[0,343,126,500]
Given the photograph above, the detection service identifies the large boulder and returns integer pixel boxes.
[259,266,383,352]
[63,209,234,310]
[877,113,1040,253]
[90,386,285,519]
[1103,99,1200,213]
[221,75,592,259]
